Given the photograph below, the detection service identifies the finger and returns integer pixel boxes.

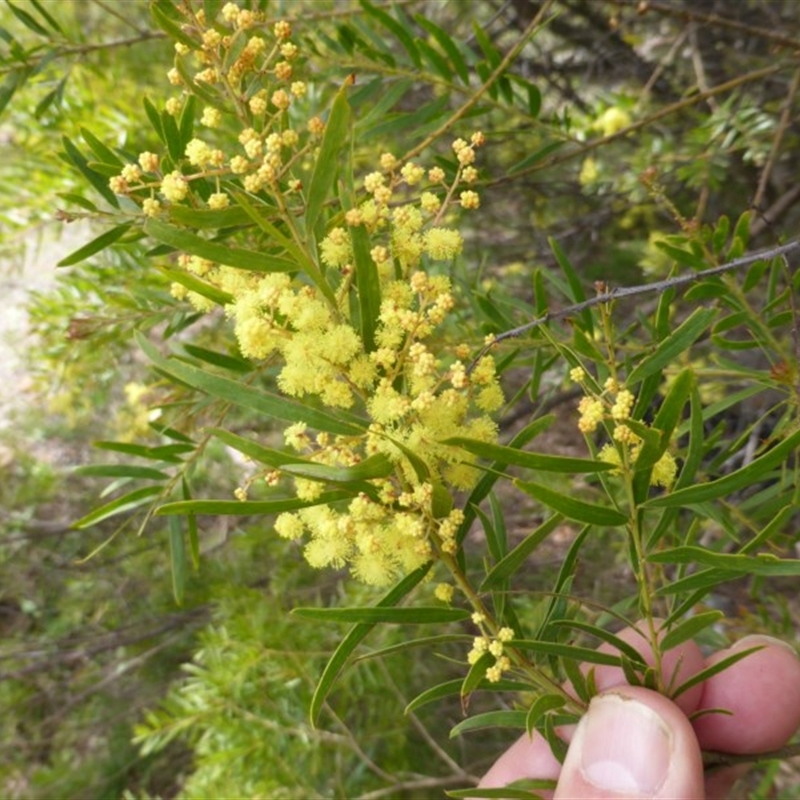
[554,686,704,800]
[476,729,562,799]
[693,634,800,754]
[585,620,706,714]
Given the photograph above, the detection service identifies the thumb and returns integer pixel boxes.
[554,687,704,799]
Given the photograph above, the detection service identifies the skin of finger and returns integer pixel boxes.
[477,623,705,795]
[554,686,705,800]
[585,621,706,715]
[476,729,562,799]
[693,637,800,754]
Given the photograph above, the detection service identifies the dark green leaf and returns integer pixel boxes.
[646,425,800,507]
[445,437,615,474]
[292,606,469,624]
[414,14,470,83]
[648,547,800,576]
[450,710,527,738]
[145,219,297,272]
[515,480,627,527]
[660,611,724,651]
[136,333,363,435]
[349,222,380,352]
[360,0,421,67]
[627,308,717,385]
[81,126,123,168]
[673,646,763,701]
[156,492,351,516]
[57,223,133,267]
[306,83,351,234]
[6,1,49,35]
[526,694,565,738]
[72,486,163,529]
[60,135,119,207]
[310,564,431,724]
[481,515,563,590]
[168,516,186,605]
[73,464,169,481]
[158,266,234,307]
[512,639,624,666]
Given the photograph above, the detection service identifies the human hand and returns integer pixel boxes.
[477,624,800,799]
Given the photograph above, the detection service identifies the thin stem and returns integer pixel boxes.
[469,238,800,369]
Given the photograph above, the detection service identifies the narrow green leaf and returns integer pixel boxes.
[93,441,193,462]
[72,486,162,529]
[673,646,763,701]
[73,464,169,481]
[447,780,557,798]
[515,480,627,527]
[6,1,49,35]
[156,492,351,516]
[627,308,717,385]
[360,0,421,67]
[210,427,308,468]
[450,710,527,738]
[306,83,351,233]
[549,236,592,333]
[660,611,724,651]
[549,620,647,665]
[60,135,119,207]
[416,38,452,80]
[56,192,98,213]
[646,425,800,507]
[406,678,530,714]
[310,564,430,724]
[158,266,234,307]
[349,223,380,352]
[29,0,63,33]
[145,218,297,273]
[168,203,251,229]
[525,694,565,738]
[168,516,186,605]
[648,547,800,576]
[481,515,563,590]
[471,20,502,69]
[293,606,469,624]
[143,96,165,144]
[656,568,738,597]
[511,640,624,666]
[181,478,200,570]
[653,240,707,269]
[178,93,196,151]
[136,332,363,435]
[57,223,133,267]
[151,1,197,48]
[182,344,252,373]
[414,14,470,83]
[354,633,468,663]
[283,454,394,485]
[445,438,615,474]
[80,126,123,168]
[543,714,569,764]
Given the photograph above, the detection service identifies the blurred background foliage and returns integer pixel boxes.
[1,0,800,797]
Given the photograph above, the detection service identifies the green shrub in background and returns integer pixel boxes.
[3,0,800,797]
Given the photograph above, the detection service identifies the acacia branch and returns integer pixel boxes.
[472,239,800,367]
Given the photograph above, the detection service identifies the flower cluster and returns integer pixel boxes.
[107,2,312,216]
[571,369,677,489]
[112,1,501,586]
[467,612,515,683]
